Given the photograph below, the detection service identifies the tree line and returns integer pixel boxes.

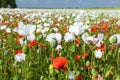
[0,0,17,8]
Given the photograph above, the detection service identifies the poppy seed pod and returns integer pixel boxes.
[110,36,117,43]
[36,35,42,42]
[37,48,41,54]
[22,45,28,53]
[50,39,57,48]
[109,34,120,45]
[4,50,10,55]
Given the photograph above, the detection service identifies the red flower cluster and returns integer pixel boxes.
[53,57,68,70]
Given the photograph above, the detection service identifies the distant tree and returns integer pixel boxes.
[0,0,2,8]
[1,0,7,8]
[9,0,17,8]
[0,0,1,7]
[0,0,17,8]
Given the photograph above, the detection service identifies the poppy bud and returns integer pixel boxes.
[36,37,40,42]
[114,75,119,80]
[18,68,22,73]
[40,76,44,80]
[22,45,28,53]
[22,37,25,41]
[37,48,41,54]
[91,69,96,74]
[0,40,3,48]
[0,60,3,65]
[49,64,54,74]
[92,72,98,78]
[49,29,54,33]
[105,71,110,78]
[4,50,10,55]
[86,61,90,67]
[13,75,18,80]
[50,39,57,48]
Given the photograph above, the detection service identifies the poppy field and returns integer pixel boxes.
[0,9,120,80]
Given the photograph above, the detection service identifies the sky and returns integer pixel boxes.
[16,0,120,8]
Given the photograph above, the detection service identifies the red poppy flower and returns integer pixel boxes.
[75,38,80,44]
[64,27,68,32]
[82,53,89,58]
[74,54,81,60]
[40,43,45,49]
[17,34,23,38]
[95,43,106,52]
[50,55,54,61]
[16,40,20,44]
[76,75,83,80]
[53,57,68,70]
[15,50,23,55]
[28,40,38,48]
[90,26,98,33]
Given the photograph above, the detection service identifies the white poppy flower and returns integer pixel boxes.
[0,15,3,23]
[0,25,6,30]
[6,28,11,33]
[27,34,36,41]
[41,18,46,22]
[82,33,97,44]
[116,20,120,26]
[14,22,36,36]
[56,45,62,50]
[96,33,104,47]
[14,53,26,62]
[53,28,58,32]
[69,22,84,35]
[14,22,36,41]
[69,71,75,80]
[19,38,27,45]
[95,49,102,59]
[36,27,41,32]
[64,32,75,42]
[82,33,104,46]
[46,33,62,43]
[44,23,50,27]
[58,16,63,21]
